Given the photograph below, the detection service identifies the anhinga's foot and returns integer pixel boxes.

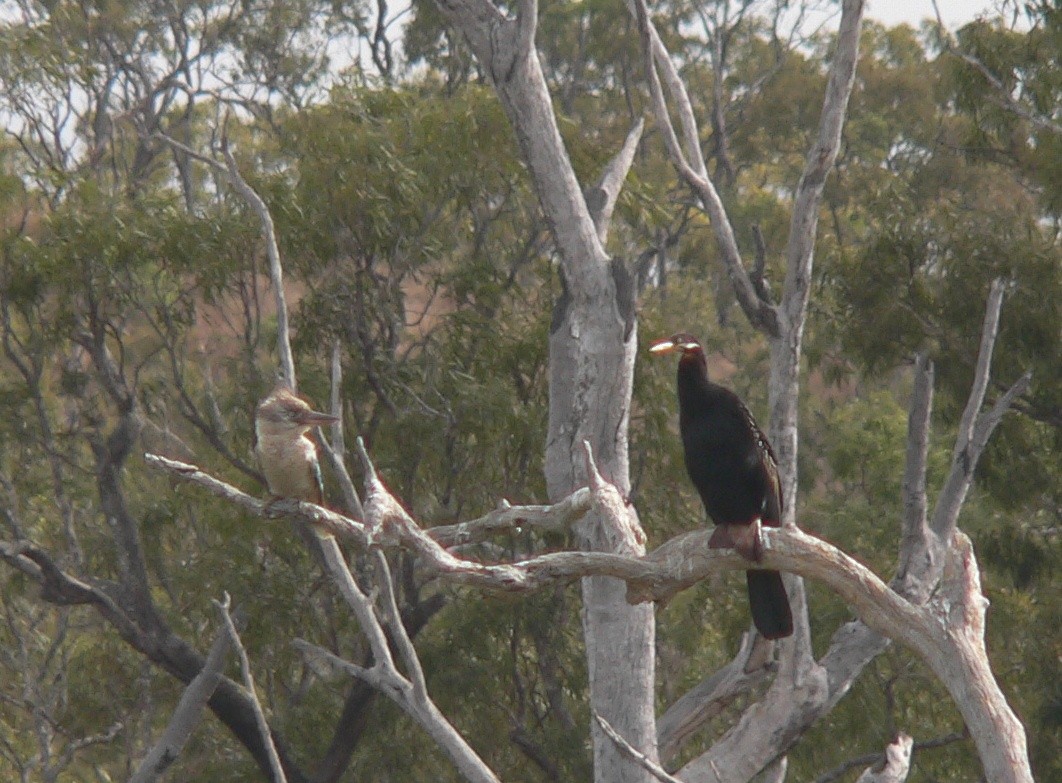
[708,518,764,563]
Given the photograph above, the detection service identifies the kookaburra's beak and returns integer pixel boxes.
[294,409,340,427]
[649,338,678,354]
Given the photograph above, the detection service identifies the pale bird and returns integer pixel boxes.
[254,384,339,505]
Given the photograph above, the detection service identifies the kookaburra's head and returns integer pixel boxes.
[255,384,338,437]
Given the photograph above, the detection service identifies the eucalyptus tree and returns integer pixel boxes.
[0,0,1053,781]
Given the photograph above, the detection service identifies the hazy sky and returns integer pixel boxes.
[865,0,1002,29]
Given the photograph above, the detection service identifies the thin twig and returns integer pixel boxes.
[901,353,933,539]
[155,129,295,388]
[930,1,1062,136]
[594,712,681,783]
[214,594,286,783]
[218,130,296,390]
[930,279,1015,538]
[316,340,364,520]
[815,731,965,783]
[629,0,779,335]
[373,549,428,700]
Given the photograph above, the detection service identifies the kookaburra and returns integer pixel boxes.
[254,384,338,505]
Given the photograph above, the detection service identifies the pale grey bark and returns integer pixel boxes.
[317,340,365,520]
[855,734,912,783]
[595,713,684,783]
[656,632,775,764]
[431,1,655,779]
[588,119,645,243]
[815,731,964,783]
[215,596,287,783]
[129,627,232,783]
[757,757,788,783]
[771,0,864,508]
[296,542,501,783]
[150,442,1033,781]
[155,131,297,390]
[899,354,933,576]
[634,1,866,777]
[430,488,592,547]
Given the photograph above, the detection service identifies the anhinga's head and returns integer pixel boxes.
[255,385,339,437]
[648,332,704,358]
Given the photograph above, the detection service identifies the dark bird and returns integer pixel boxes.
[255,384,339,505]
[650,333,793,640]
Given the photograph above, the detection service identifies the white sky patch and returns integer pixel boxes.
[865,0,1005,29]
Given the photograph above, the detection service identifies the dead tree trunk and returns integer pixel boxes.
[434,1,655,779]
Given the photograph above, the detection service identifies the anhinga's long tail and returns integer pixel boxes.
[746,570,793,640]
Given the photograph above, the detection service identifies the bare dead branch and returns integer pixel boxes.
[354,437,380,487]
[52,721,123,778]
[435,0,611,294]
[2,532,304,781]
[930,1,1062,136]
[814,731,966,783]
[316,536,399,675]
[594,713,683,783]
[954,280,1006,464]
[155,130,296,389]
[130,625,232,783]
[516,0,538,59]
[218,132,296,390]
[902,354,933,539]
[930,280,1030,541]
[429,489,592,547]
[294,550,503,783]
[656,632,774,764]
[0,540,141,642]
[130,448,1036,782]
[638,0,702,169]
[855,733,913,783]
[750,224,774,304]
[315,340,365,520]
[143,452,590,553]
[421,6,655,772]
[760,757,788,783]
[143,454,273,519]
[215,595,287,783]
[373,549,428,700]
[630,0,779,336]
[588,118,645,243]
[0,540,43,581]
[780,0,864,331]
[294,640,397,700]
[971,370,1033,451]
[691,272,1027,779]
[580,440,647,555]
[896,354,934,598]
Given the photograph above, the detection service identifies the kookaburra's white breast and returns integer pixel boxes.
[255,420,321,503]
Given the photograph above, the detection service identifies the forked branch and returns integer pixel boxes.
[155,129,296,388]
[296,539,501,783]
[630,0,779,335]
[146,438,1031,781]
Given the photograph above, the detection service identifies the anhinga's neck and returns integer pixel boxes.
[676,350,716,417]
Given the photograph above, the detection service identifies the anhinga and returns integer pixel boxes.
[650,333,793,640]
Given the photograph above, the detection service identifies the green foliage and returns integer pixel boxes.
[0,3,1057,781]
